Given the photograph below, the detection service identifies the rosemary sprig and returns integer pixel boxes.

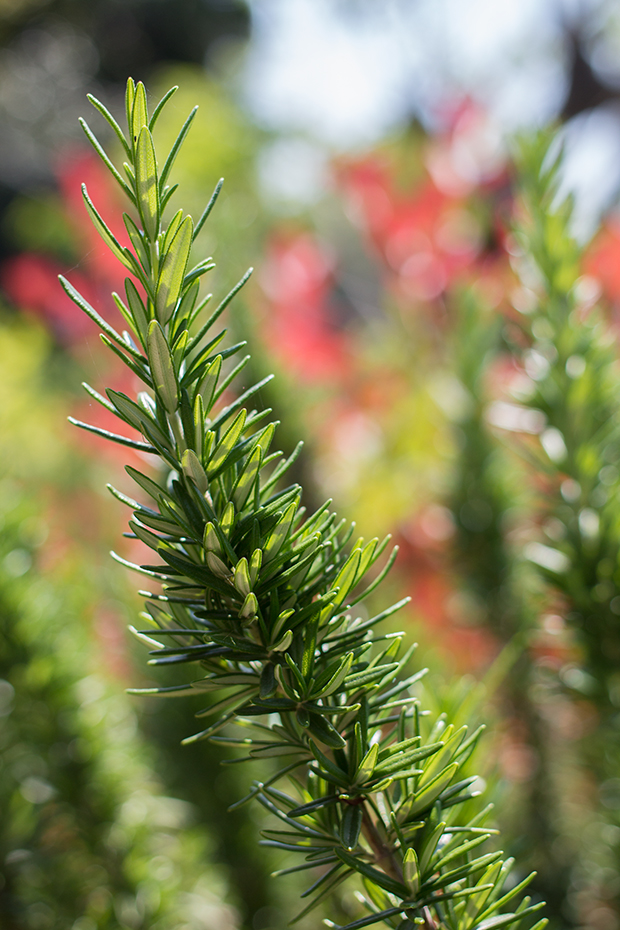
[63,78,547,930]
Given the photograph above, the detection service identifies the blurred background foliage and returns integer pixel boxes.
[5,1,620,929]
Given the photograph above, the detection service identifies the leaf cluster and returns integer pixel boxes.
[63,79,548,930]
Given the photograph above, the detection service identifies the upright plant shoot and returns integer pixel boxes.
[62,79,547,930]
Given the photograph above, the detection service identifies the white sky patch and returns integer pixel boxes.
[404,0,553,83]
[256,136,329,206]
[243,0,620,215]
[487,57,567,130]
[244,0,576,143]
[244,0,416,147]
[379,0,568,130]
[556,105,620,239]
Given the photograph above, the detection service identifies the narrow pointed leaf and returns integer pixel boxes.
[136,126,159,241]
[156,215,193,323]
[340,804,363,851]
[87,93,131,156]
[159,105,198,191]
[59,275,142,359]
[131,81,148,143]
[208,409,247,473]
[81,185,134,271]
[147,320,179,414]
[403,847,420,896]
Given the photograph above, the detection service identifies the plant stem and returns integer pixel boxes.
[361,805,403,884]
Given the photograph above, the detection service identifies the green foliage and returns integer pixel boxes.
[0,487,236,930]
[0,311,291,929]
[447,290,529,637]
[63,79,548,930]
[444,289,570,918]
[507,132,620,912]
[513,133,620,707]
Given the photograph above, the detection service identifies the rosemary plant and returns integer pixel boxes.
[512,133,620,710]
[446,291,568,920]
[63,79,548,930]
[509,133,620,911]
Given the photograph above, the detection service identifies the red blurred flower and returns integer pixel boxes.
[337,154,484,303]
[259,230,353,384]
[585,219,620,308]
[2,252,94,343]
[1,148,131,347]
[56,149,131,288]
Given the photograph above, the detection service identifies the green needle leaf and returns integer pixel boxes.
[306,713,346,749]
[87,92,131,156]
[159,104,198,191]
[208,409,247,474]
[194,177,224,239]
[354,742,378,785]
[131,80,148,145]
[181,448,208,494]
[80,117,135,201]
[156,214,193,323]
[407,762,459,817]
[136,126,159,242]
[59,275,143,360]
[334,848,405,898]
[146,320,179,414]
[340,804,363,851]
[403,847,420,896]
[81,184,135,272]
[149,84,178,130]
